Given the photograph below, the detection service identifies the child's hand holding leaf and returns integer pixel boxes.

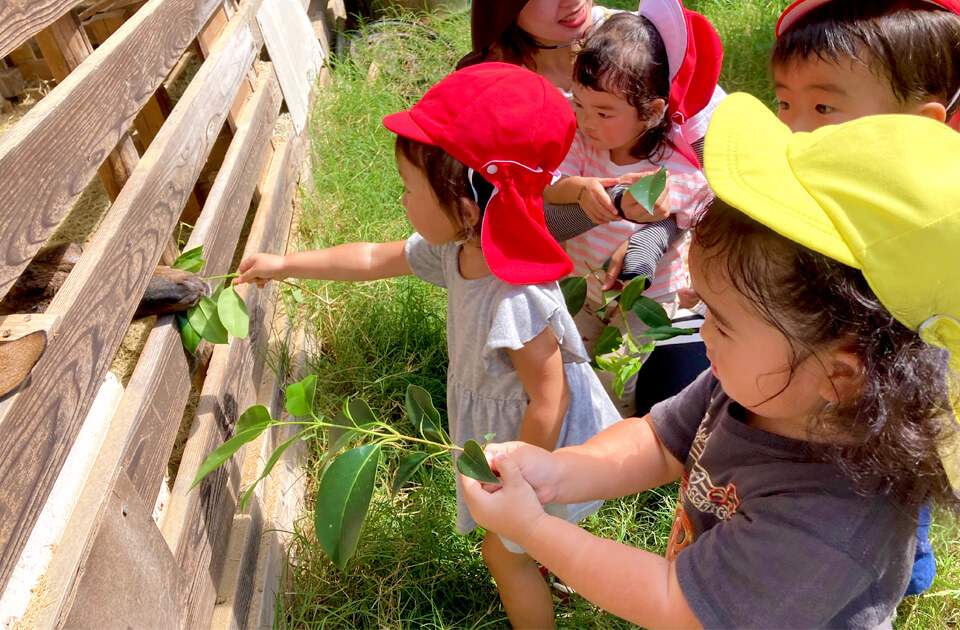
[620,168,670,223]
[234,253,287,288]
[461,454,547,547]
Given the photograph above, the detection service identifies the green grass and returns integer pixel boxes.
[276,5,960,628]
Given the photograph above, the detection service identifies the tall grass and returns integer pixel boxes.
[278,4,960,628]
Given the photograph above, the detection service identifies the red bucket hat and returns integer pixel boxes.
[777,0,960,35]
[383,63,576,285]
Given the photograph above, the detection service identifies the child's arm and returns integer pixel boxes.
[544,176,620,224]
[481,414,684,505]
[234,241,411,287]
[463,457,699,629]
[506,328,569,451]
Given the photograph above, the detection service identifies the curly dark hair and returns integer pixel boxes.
[574,12,675,162]
[693,198,960,510]
[771,0,960,120]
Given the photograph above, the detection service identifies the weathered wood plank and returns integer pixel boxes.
[34,10,139,201]
[0,0,223,302]
[0,13,259,595]
[161,131,304,628]
[0,314,61,341]
[29,33,277,630]
[122,69,282,505]
[0,0,82,59]
[59,472,189,628]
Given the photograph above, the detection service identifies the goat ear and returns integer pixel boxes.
[0,331,47,399]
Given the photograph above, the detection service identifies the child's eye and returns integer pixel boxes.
[777,100,791,112]
[815,104,835,115]
[597,112,610,119]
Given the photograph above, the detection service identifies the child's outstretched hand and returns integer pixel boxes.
[619,170,671,223]
[234,253,286,288]
[461,454,547,547]
[481,441,565,505]
[577,177,621,224]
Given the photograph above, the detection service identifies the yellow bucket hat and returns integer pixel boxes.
[703,92,960,488]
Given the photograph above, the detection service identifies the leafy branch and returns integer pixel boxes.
[190,378,497,570]
[559,272,695,397]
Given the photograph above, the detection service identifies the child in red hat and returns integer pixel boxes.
[773,0,960,132]
[771,0,960,596]
[234,62,621,628]
[543,10,717,415]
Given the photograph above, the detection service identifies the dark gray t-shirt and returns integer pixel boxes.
[650,370,917,629]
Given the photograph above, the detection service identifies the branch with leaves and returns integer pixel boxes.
[559,274,695,398]
[190,377,497,570]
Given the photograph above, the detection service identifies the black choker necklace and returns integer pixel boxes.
[534,41,575,50]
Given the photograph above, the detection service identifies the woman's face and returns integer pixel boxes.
[517,0,594,47]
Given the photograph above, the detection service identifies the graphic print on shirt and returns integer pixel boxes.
[665,414,741,560]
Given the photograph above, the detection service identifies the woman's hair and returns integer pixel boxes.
[487,21,541,70]
[771,0,960,120]
[693,198,960,509]
[574,12,674,162]
[394,136,479,238]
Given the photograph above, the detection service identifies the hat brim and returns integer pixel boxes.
[383,110,434,145]
[703,93,858,269]
[639,0,687,79]
[776,0,960,36]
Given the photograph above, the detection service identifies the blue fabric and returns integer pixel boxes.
[905,503,936,596]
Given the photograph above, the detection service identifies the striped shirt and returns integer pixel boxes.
[560,132,710,304]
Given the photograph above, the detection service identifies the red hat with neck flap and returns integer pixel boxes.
[384,62,576,285]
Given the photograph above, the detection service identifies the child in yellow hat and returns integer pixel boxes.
[771,0,960,595]
[461,95,960,628]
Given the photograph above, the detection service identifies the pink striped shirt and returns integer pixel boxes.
[560,131,710,305]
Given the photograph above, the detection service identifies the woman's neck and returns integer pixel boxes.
[531,47,578,93]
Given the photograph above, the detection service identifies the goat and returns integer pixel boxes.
[0,243,207,318]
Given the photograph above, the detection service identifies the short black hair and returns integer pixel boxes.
[772,0,960,119]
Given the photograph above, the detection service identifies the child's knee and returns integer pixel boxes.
[482,532,529,572]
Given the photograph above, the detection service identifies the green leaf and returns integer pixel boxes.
[210,279,225,303]
[390,451,430,497]
[593,325,623,359]
[631,296,672,329]
[217,285,249,339]
[405,385,449,445]
[456,439,499,483]
[644,325,697,341]
[236,404,272,434]
[187,296,229,344]
[190,426,265,490]
[483,433,496,443]
[240,431,304,511]
[172,246,205,273]
[346,398,377,426]
[558,276,587,317]
[599,289,620,310]
[315,444,381,571]
[326,408,359,459]
[619,275,650,312]
[612,358,645,398]
[626,167,667,216]
[176,312,201,355]
[285,375,317,416]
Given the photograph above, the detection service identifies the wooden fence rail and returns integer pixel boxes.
[0,0,322,625]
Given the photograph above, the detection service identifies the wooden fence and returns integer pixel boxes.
[0,0,327,626]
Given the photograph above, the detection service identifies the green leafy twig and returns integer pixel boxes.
[190,379,497,571]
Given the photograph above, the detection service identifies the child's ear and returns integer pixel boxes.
[649,98,667,124]
[907,100,948,124]
[817,347,864,405]
[459,197,482,231]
